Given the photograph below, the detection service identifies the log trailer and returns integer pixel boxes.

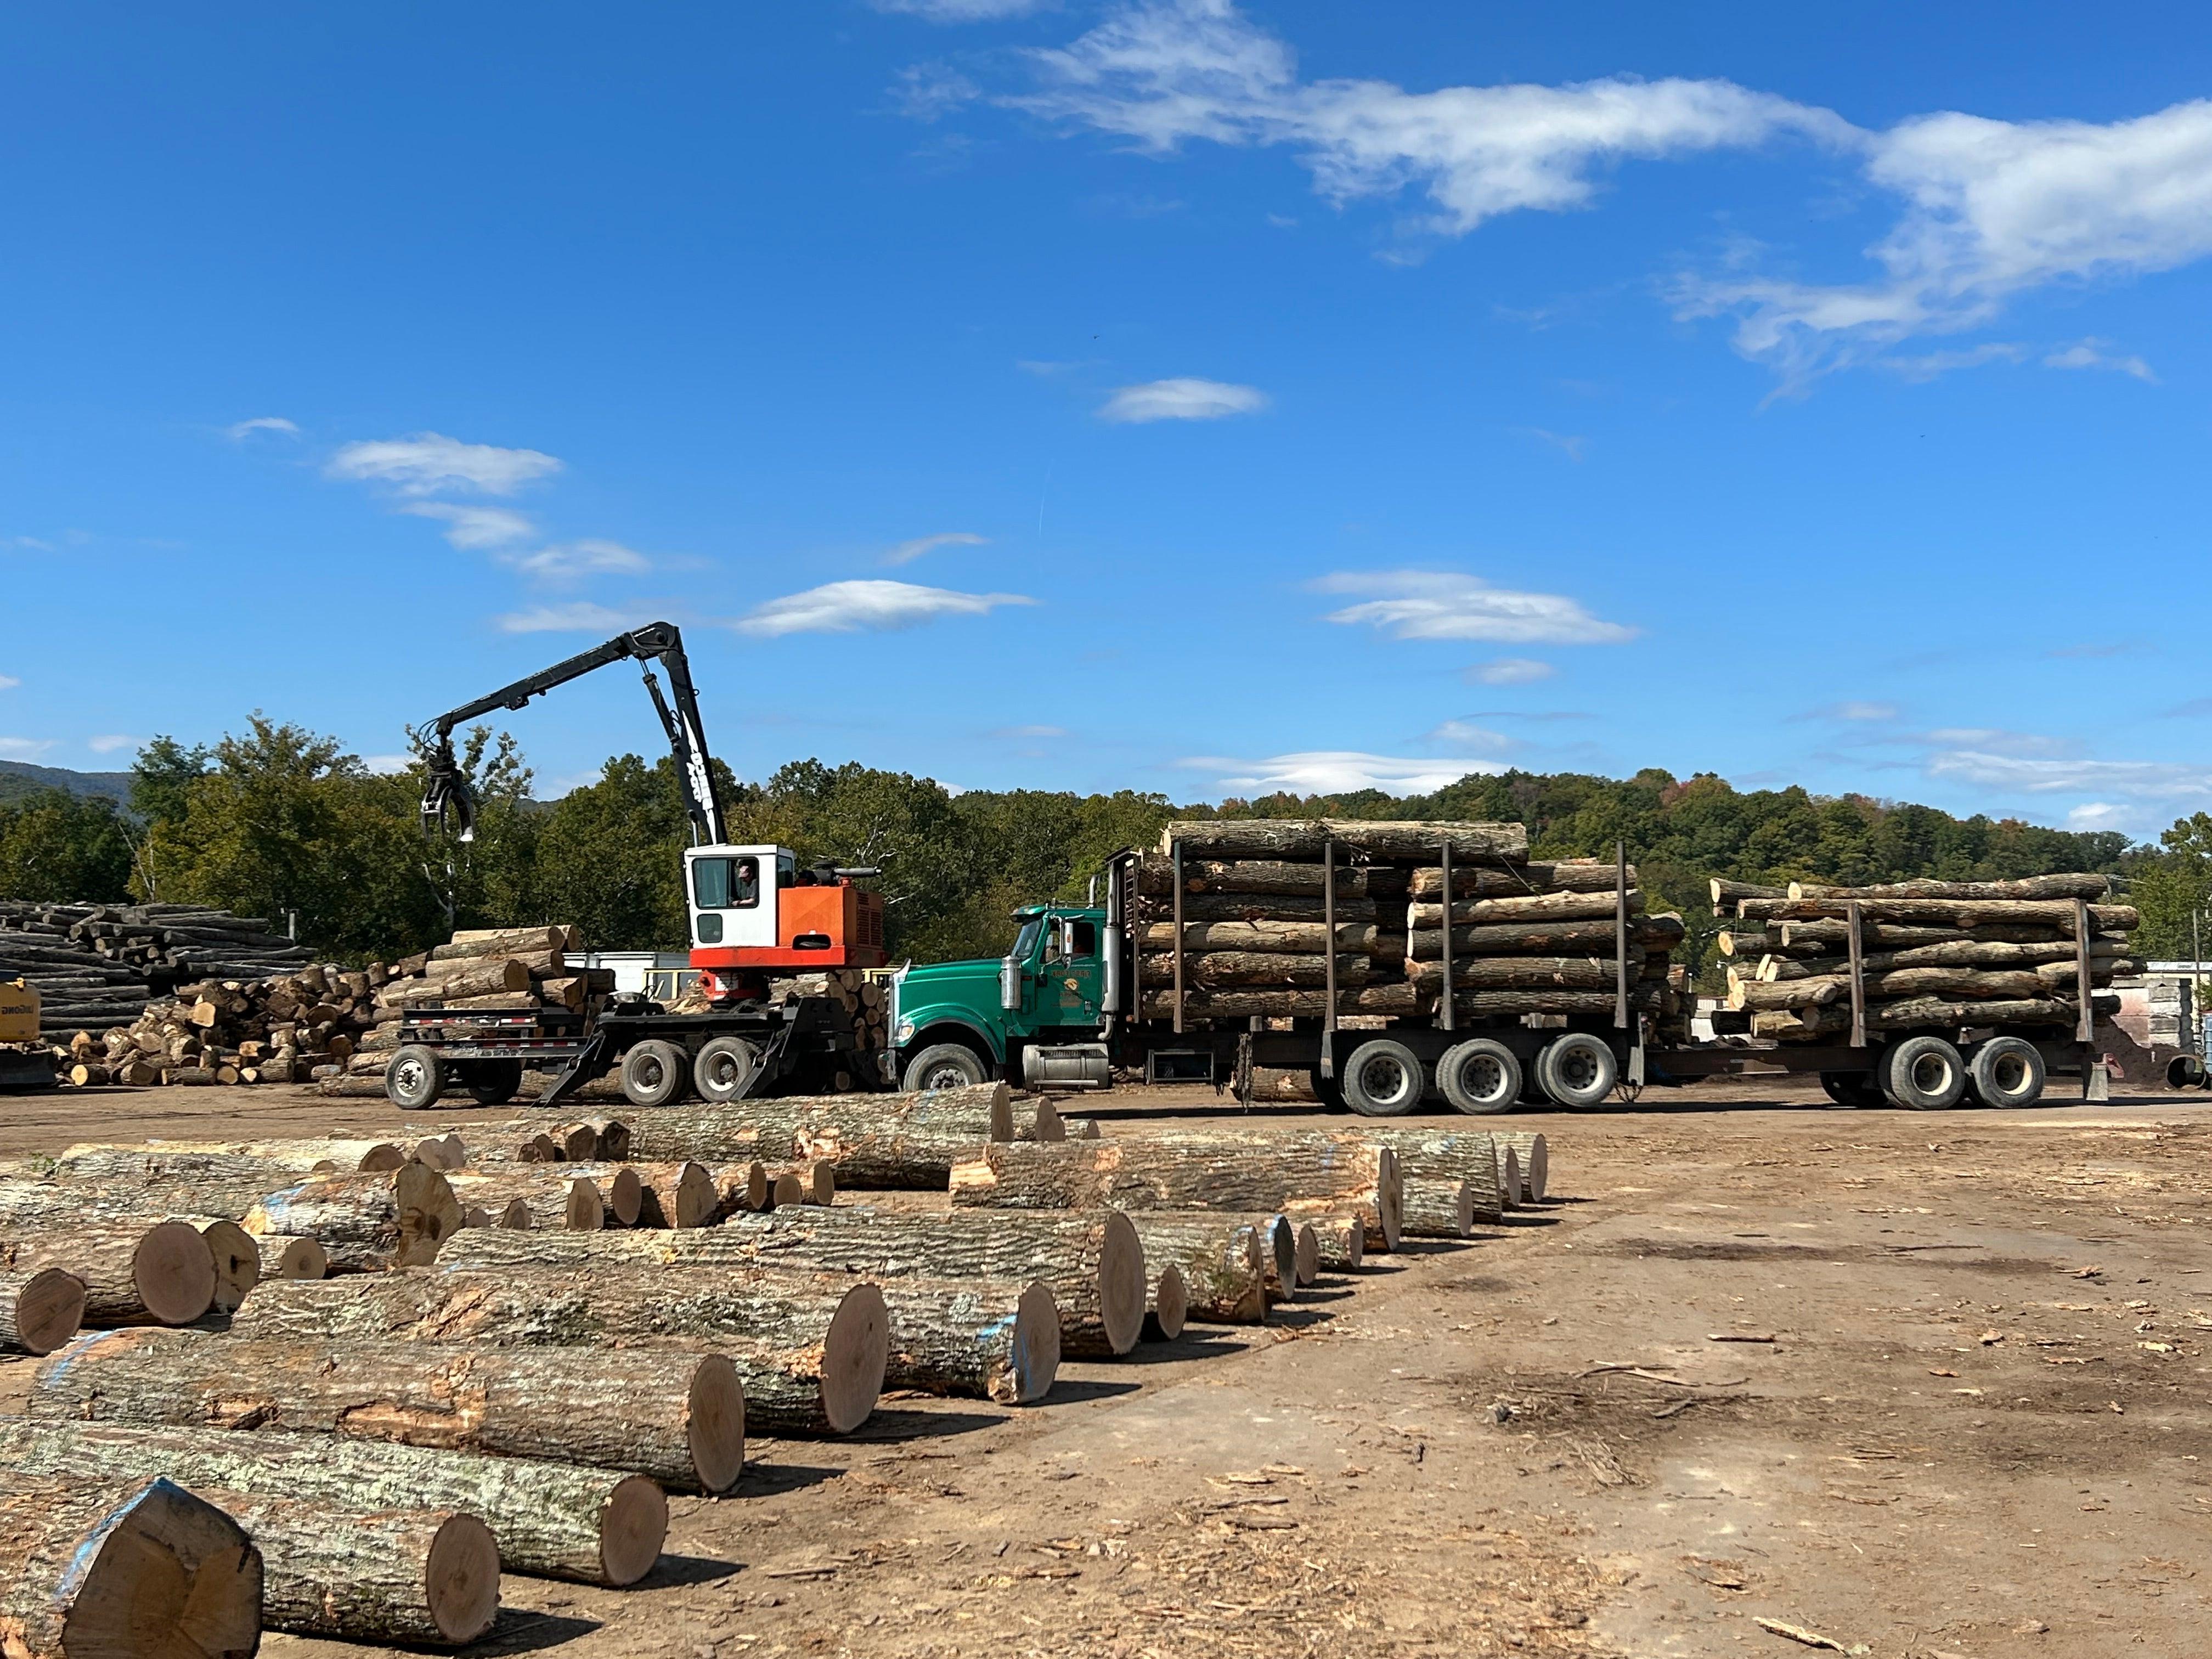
[387,622,887,1110]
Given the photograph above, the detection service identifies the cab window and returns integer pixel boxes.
[1010,917,1043,962]
[693,857,762,911]
[1068,919,1097,957]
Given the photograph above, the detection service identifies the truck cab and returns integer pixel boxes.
[887,904,1111,1092]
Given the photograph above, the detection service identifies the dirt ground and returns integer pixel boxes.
[4,1074,2209,1659]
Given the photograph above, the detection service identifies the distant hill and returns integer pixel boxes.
[0,759,136,808]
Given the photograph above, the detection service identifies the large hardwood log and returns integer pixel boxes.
[951,1136,1402,1250]
[0,1474,262,1659]
[1754,936,2132,978]
[1138,984,1425,1020]
[1787,874,2111,902]
[873,1277,1060,1404]
[445,1170,606,1231]
[1754,993,2117,1040]
[0,1415,667,1588]
[1405,889,1638,928]
[1139,951,1372,988]
[1404,954,1639,991]
[1406,915,1685,952]
[424,949,560,981]
[1159,819,1528,862]
[625,1082,1010,1188]
[1139,858,1389,898]
[1730,966,2059,1011]
[1145,893,1380,924]
[31,1325,747,1494]
[1402,1180,1475,1238]
[431,926,569,962]
[1735,896,2135,929]
[1408,860,1627,898]
[0,1267,86,1355]
[1446,988,1661,1019]
[1121,1215,1271,1324]
[1492,1131,1548,1202]
[627,1161,719,1227]
[1708,878,1788,907]
[228,1268,888,1436]
[54,1140,407,1180]
[242,1164,461,1272]
[377,958,529,1006]
[3,1222,215,1326]
[1139,919,1383,955]
[1361,1130,1506,1221]
[435,1210,1142,1362]
[0,1187,257,1316]
[201,1490,499,1646]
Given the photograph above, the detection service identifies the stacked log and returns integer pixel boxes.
[31,1326,747,1494]
[0,1267,86,1354]
[770,969,890,1076]
[0,1473,263,1659]
[1359,1128,1512,1223]
[1,1222,216,1325]
[242,1163,462,1272]
[1711,876,2135,1040]
[1121,1214,1273,1323]
[59,958,390,1087]
[0,1415,668,1587]
[625,1082,1017,1189]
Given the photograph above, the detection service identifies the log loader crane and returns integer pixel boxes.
[393,621,887,1110]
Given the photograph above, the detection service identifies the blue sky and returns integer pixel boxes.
[3,2,2209,837]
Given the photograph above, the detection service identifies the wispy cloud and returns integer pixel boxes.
[1796,700,1901,722]
[225,416,300,440]
[2049,641,2143,659]
[2067,802,2132,831]
[87,735,140,755]
[1927,748,2212,800]
[1182,750,1502,796]
[495,602,639,634]
[1099,378,1268,422]
[1317,571,1635,645]
[361,754,415,776]
[1877,342,2027,381]
[0,738,55,761]
[874,0,1043,19]
[994,724,1068,738]
[1464,658,1555,685]
[5,537,56,552]
[735,579,1036,637]
[0,675,18,691]
[328,432,562,496]
[496,540,652,582]
[403,503,536,550]
[884,531,989,566]
[1425,720,1514,753]
[2163,698,2212,719]
[1519,427,1587,460]
[2043,337,2156,381]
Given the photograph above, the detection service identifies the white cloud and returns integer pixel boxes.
[735,579,1037,637]
[0,675,18,691]
[497,539,651,581]
[1425,720,1513,753]
[0,738,55,761]
[327,432,562,496]
[225,416,299,439]
[1922,726,2070,758]
[1183,749,1502,795]
[1799,699,1901,722]
[876,0,1042,18]
[403,503,537,550]
[1928,749,2212,802]
[361,754,416,776]
[1877,342,2027,381]
[87,735,140,755]
[2067,802,2132,831]
[495,602,637,634]
[1099,377,1268,422]
[1317,570,1636,645]
[1464,658,1555,685]
[2043,338,2156,381]
[884,531,989,566]
[5,537,55,552]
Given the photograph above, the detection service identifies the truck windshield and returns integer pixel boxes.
[1009,917,1043,961]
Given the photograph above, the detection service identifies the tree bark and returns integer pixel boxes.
[244,1164,461,1272]
[1158,819,1527,862]
[199,1490,500,1646]
[1359,1130,1506,1221]
[1491,1131,1548,1202]
[1407,915,1684,952]
[1121,1215,1271,1324]
[1787,874,2111,902]
[1708,878,1788,907]
[1300,1215,1365,1272]
[0,1474,261,1659]
[1144,893,1380,924]
[0,1415,667,1588]
[1402,1180,1475,1238]
[431,926,569,961]
[1406,889,1638,928]
[445,1170,605,1231]
[228,1267,888,1436]
[1408,860,1627,898]
[1139,951,1372,988]
[625,1082,1010,1188]
[31,1325,747,1494]
[1405,954,1641,991]
[257,1235,329,1281]
[2,1222,215,1326]
[1137,984,1425,1020]
[0,1267,85,1355]
[431,1208,1147,1361]
[1735,896,2135,929]
[1138,858,1388,898]
[1445,988,1661,1019]
[1137,919,1385,955]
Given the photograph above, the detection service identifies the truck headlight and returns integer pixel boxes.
[894,1019,916,1045]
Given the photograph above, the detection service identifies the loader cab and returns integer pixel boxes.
[685,844,888,993]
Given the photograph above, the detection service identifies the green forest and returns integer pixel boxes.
[1,718,2204,981]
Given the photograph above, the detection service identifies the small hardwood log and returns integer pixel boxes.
[229,1268,888,1436]
[1757,937,2130,977]
[1406,889,1639,928]
[1291,1222,1320,1285]
[1402,1180,1475,1239]
[1159,818,1527,862]
[1409,859,1627,898]
[0,1474,261,1659]
[549,1164,642,1226]
[1735,897,2135,929]
[1363,1128,1508,1220]
[1445,988,1661,1019]
[32,1325,747,1494]
[1787,874,2111,902]
[430,926,568,962]
[1492,1131,1548,1202]
[1121,1214,1270,1324]
[625,1082,1011,1188]
[1730,966,2054,1010]
[2,1222,215,1326]
[1146,892,1379,924]
[1137,983,1425,1020]
[1145,1263,1188,1341]
[257,1235,329,1281]
[1302,1215,1365,1272]
[243,1163,462,1273]
[1248,1064,1320,1102]
[0,1267,86,1355]
[1708,878,1788,908]
[1139,857,1384,898]
[0,1414,667,1588]
[1407,915,1684,953]
[1139,951,1373,988]
[1405,954,1641,991]
[630,1161,722,1227]
[445,1170,605,1232]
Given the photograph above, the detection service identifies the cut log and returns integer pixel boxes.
[1498,1144,1523,1207]
[1402,1180,1476,1238]
[547,1164,642,1226]
[1139,919,1383,955]
[1444,988,1661,1019]
[1139,858,1386,898]
[0,1474,262,1659]
[243,1164,462,1272]
[1139,951,1373,988]
[1159,819,1528,862]
[379,958,529,1005]
[1361,1129,1510,1220]
[0,1415,666,1588]
[198,1219,261,1314]
[1409,860,1627,898]
[1138,984,1425,1020]
[431,926,569,961]
[1145,1263,1188,1341]
[1303,1215,1365,1272]
[3,1222,215,1326]
[1778,918,2129,951]
[445,1170,605,1231]
[625,1082,1011,1188]
[1735,897,2136,929]
[872,1277,1061,1404]
[31,1325,747,1494]
[53,1139,404,1181]
[1787,874,2111,902]
[1012,1099,1066,1143]
[229,1268,888,1436]
[200,1490,499,1646]
[629,1161,721,1227]
[1405,889,1639,928]
[0,1267,86,1355]
[257,1235,329,1281]
[1122,1214,1271,1324]
[1291,1222,1319,1285]
[1493,1131,1548,1202]
[1148,893,1380,924]
[1405,954,1641,991]
[1708,878,1788,907]
[1248,1064,1321,1102]
[424,948,561,981]
[432,1207,1148,1360]
[1407,915,1684,952]
[1730,966,2056,1010]
[1757,937,2130,977]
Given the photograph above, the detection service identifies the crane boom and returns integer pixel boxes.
[414,620,724,844]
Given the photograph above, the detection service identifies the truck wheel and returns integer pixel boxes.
[1819,1070,1882,1108]
[385,1045,443,1110]
[1341,1039,1425,1117]
[1437,1039,1522,1114]
[1881,1035,1966,1110]
[620,1040,691,1108]
[1968,1036,2044,1108]
[465,1059,523,1106]
[693,1037,761,1103]
[1536,1033,1616,1109]
[902,1043,988,1093]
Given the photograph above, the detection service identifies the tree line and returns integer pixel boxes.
[0,718,2197,983]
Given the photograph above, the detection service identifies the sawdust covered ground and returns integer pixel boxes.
[3,1075,2208,1658]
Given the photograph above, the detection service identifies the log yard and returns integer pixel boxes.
[4,6,2208,1657]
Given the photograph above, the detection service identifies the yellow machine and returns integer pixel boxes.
[0,978,36,1043]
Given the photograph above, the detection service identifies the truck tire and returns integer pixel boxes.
[693,1036,761,1103]
[1536,1033,1616,1109]
[901,1042,988,1093]
[1819,1070,1882,1108]
[465,1059,523,1105]
[1967,1036,2044,1109]
[621,1040,691,1108]
[385,1045,443,1110]
[1437,1039,1522,1114]
[1341,1039,1425,1117]
[1881,1035,1966,1110]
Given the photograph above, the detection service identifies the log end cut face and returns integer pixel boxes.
[1374,1148,1404,1251]
[198,1221,261,1316]
[1291,1223,1319,1287]
[1521,1136,1549,1203]
[1149,1265,1188,1343]
[1012,1280,1063,1404]
[72,1477,264,1659]
[426,1512,503,1645]
[822,1282,891,1434]
[605,1168,644,1227]
[134,1221,219,1327]
[12,1267,86,1356]
[685,1354,748,1494]
[1257,1216,1297,1292]
[1499,1147,1523,1207]
[1098,1211,1146,1356]
[597,1475,669,1588]
[263,1236,330,1281]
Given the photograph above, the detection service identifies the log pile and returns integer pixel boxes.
[1712,874,2135,1040]
[770,969,890,1076]
[80,962,387,1088]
